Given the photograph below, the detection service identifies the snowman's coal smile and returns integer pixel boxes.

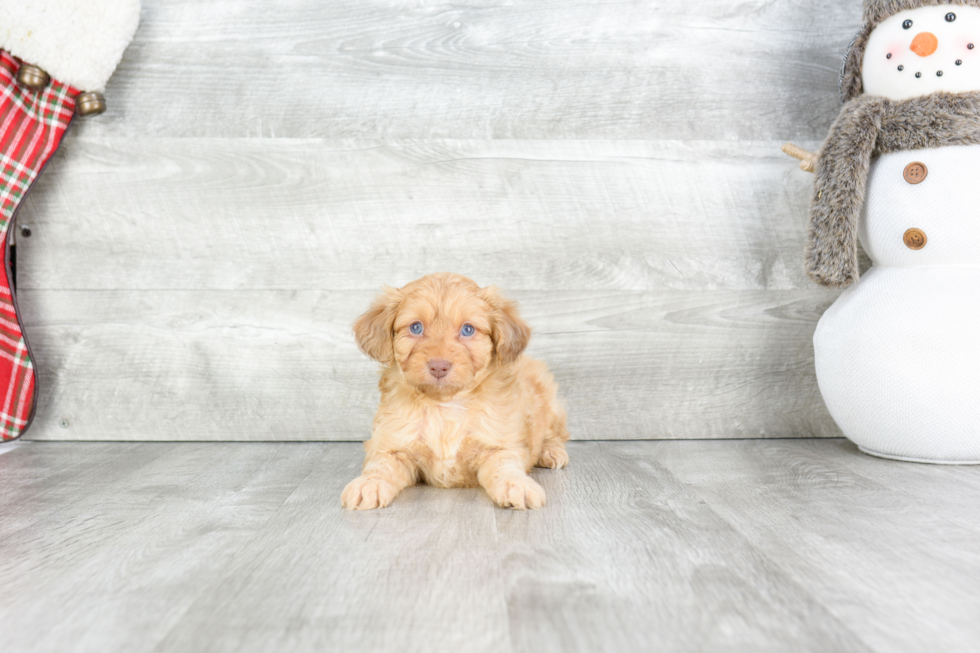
[895,65,954,77]
[905,69,947,78]
[891,54,969,78]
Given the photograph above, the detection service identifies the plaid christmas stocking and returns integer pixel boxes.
[0,0,140,439]
[0,52,77,439]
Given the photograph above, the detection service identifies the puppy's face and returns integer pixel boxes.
[353,273,530,397]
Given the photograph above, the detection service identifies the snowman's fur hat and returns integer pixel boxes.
[865,0,980,24]
[807,91,980,287]
[841,0,980,101]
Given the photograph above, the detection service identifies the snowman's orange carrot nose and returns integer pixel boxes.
[911,32,939,57]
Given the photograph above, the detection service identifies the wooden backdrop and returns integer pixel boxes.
[16,0,863,441]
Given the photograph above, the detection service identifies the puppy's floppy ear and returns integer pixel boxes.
[353,286,403,364]
[480,285,531,365]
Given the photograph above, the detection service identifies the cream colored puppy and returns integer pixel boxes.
[342,273,569,510]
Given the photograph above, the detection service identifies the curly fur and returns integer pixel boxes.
[807,91,980,287]
[343,273,569,511]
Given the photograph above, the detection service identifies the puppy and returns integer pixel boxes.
[342,273,569,510]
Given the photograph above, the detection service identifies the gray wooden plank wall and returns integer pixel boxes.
[15,0,864,441]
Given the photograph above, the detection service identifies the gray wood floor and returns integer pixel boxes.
[1,440,978,653]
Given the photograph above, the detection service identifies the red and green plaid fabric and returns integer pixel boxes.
[0,50,76,439]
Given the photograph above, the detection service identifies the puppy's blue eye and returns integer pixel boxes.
[461,324,475,337]
[410,322,424,335]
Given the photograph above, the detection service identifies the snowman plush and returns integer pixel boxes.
[801,0,980,463]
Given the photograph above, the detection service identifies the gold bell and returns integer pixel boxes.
[17,64,50,90]
[75,92,107,117]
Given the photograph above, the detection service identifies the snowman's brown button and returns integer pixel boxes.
[904,228,928,250]
[903,162,928,184]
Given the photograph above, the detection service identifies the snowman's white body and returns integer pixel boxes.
[814,144,980,463]
[812,4,980,463]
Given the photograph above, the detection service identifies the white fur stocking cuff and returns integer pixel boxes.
[0,0,140,92]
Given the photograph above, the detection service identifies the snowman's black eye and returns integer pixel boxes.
[903,19,913,29]
[946,12,957,22]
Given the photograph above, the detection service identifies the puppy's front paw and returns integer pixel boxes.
[342,475,398,510]
[488,475,546,510]
[537,444,568,469]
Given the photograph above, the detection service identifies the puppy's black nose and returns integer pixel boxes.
[428,359,452,379]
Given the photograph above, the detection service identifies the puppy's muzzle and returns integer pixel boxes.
[427,359,452,380]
